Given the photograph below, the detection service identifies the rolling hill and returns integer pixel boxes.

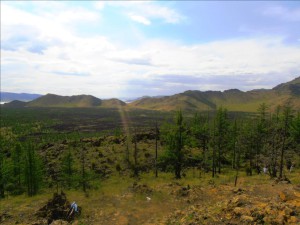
[101,98,127,108]
[2,77,299,112]
[3,94,126,108]
[27,94,102,107]
[129,76,300,112]
[2,100,28,108]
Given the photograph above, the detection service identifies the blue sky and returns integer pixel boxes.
[1,1,300,98]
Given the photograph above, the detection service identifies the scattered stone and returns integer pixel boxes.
[228,195,248,208]
[50,219,69,225]
[232,187,245,194]
[35,192,80,224]
[0,212,12,222]
[274,176,291,184]
[233,207,250,217]
[288,216,299,224]
[176,186,190,197]
[31,219,48,225]
[131,182,153,195]
[241,215,254,223]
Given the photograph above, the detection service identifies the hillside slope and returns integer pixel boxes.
[129,76,300,112]
[27,94,102,107]
[2,100,27,108]
[2,94,127,108]
[2,77,299,112]
[101,98,126,108]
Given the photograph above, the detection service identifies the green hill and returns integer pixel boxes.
[129,76,300,112]
[27,94,102,107]
[101,98,126,108]
[3,77,299,112]
[6,94,127,108]
[2,100,27,108]
[273,77,300,96]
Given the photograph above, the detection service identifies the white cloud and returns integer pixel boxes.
[108,1,184,25]
[49,8,100,24]
[141,3,184,24]
[128,13,151,25]
[94,2,105,10]
[1,3,300,98]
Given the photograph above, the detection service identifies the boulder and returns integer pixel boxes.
[241,215,254,223]
[279,190,296,202]
[35,192,80,224]
[50,220,69,225]
[233,207,251,217]
[131,182,153,195]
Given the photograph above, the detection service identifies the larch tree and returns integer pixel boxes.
[279,104,293,178]
[214,107,230,174]
[24,142,42,196]
[161,110,186,179]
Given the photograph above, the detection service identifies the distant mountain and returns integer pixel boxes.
[27,94,102,107]
[3,93,126,108]
[101,98,126,107]
[129,76,300,112]
[122,95,166,103]
[2,77,299,112]
[273,77,300,96]
[2,100,27,108]
[0,92,42,102]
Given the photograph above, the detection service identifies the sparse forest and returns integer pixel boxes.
[0,104,299,224]
[2,0,300,223]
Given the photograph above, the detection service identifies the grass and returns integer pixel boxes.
[1,168,300,224]
[1,106,300,224]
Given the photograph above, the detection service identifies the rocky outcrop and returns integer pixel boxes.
[35,192,80,224]
[165,185,300,225]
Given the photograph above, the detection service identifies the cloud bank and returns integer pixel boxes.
[1,2,300,98]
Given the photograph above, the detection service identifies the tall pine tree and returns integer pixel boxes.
[24,142,42,196]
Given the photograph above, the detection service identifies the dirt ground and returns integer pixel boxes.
[1,173,300,225]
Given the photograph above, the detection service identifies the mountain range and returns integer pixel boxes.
[0,92,42,102]
[2,77,300,112]
[130,77,300,112]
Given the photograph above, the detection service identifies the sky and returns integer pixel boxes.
[1,1,300,99]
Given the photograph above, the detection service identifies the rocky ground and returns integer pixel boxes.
[1,175,300,225]
[164,180,300,225]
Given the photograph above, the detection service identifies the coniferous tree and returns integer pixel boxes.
[61,147,74,189]
[267,106,281,177]
[290,112,300,167]
[214,107,230,174]
[191,113,210,171]
[0,129,16,198]
[234,125,242,186]
[244,122,256,176]
[254,103,269,172]
[11,143,24,194]
[80,146,87,192]
[24,142,42,196]
[230,119,238,169]
[125,138,130,168]
[291,112,300,145]
[279,104,293,178]
[0,149,6,198]
[161,110,186,179]
[211,120,217,178]
[155,121,159,178]
[132,129,139,178]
